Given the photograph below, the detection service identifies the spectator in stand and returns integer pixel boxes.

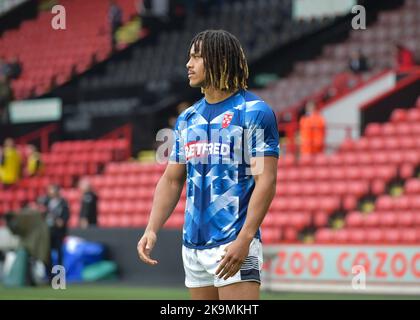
[6,56,22,80]
[25,145,43,177]
[79,179,98,228]
[42,184,70,275]
[109,0,123,51]
[395,43,415,72]
[299,101,326,156]
[0,57,8,78]
[0,138,21,187]
[348,50,369,74]
[0,75,11,123]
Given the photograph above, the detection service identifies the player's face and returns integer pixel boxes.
[186,44,205,88]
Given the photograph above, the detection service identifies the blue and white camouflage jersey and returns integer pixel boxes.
[169,90,279,249]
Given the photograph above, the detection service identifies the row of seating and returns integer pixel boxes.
[341,136,420,152]
[261,227,298,244]
[277,165,397,181]
[95,212,184,229]
[51,139,128,153]
[346,211,420,228]
[376,194,420,211]
[315,228,420,244]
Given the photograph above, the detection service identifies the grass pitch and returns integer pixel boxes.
[0,285,418,300]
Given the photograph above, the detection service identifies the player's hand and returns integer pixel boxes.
[215,238,251,280]
[137,231,158,265]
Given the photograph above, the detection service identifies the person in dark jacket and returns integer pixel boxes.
[41,184,70,274]
[79,179,98,228]
[109,0,123,51]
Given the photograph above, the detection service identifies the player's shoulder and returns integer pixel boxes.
[178,98,204,119]
[241,90,275,115]
[177,98,204,121]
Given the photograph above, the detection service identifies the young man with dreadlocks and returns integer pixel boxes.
[137,30,279,300]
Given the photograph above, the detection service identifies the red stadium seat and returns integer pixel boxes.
[343,195,358,211]
[284,227,298,242]
[380,212,397,228]
[405,179,420,194]
[315,229,333,243]
[339,139,355,152]
[390,108,408,123]
[371,179,386,195]
[376,195,393,211]
[365,228,384,243]
[346,211,364,228]
[314,211,329,227]
[395,122,411,135]
[397,212,414,227]
[364,123,382,136]
[131,214,148,227]
[383,229,401,243]
[363,214,380,227]
[400,228,417,243]
[381,123,397,136]
[278,154,295,167]
[333,229,349,243]
[394,196,410,210]
[313,154,329,166]
[347,228,366,243]
[355,137,369,151]
[400,163,415,180]
[406,108,420,122]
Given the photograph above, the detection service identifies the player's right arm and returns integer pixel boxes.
[137,162,186,265]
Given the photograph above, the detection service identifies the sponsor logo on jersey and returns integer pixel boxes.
[185,141,230,160]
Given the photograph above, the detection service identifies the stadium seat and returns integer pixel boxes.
[380,212,397,228]
[315,229,333,243]
[405,178,420,194]
[366,228,384,243]
[346,211,364,228]
[347,229,366,243]
[390,108,408,123]
[365,123,382,136]
[400,228,417,243]
[383,229,401,243]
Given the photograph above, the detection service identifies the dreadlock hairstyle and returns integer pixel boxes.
[188,30,249,92]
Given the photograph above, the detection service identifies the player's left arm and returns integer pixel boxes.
[216,157,277,280]
[216,101,279,280]
[239,156,278,240]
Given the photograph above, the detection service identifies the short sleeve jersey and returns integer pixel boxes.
[170,90,279,249]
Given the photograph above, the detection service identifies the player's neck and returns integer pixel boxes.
[203,87,235,104]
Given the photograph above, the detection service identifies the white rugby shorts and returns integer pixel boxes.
[182,238,263,288]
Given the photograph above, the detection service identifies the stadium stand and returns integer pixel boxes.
[6,96,415,243]
[256,0,420,114]
[1,0,418,244]
[78,0,333,94]
[0,0,138,100]
[313,100,420,244]
[0,138,130,224]
[0,0,28,16]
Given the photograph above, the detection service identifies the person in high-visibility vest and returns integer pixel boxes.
[299,101,326,155]
[0,138,21,186]
[25,145,43,177]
